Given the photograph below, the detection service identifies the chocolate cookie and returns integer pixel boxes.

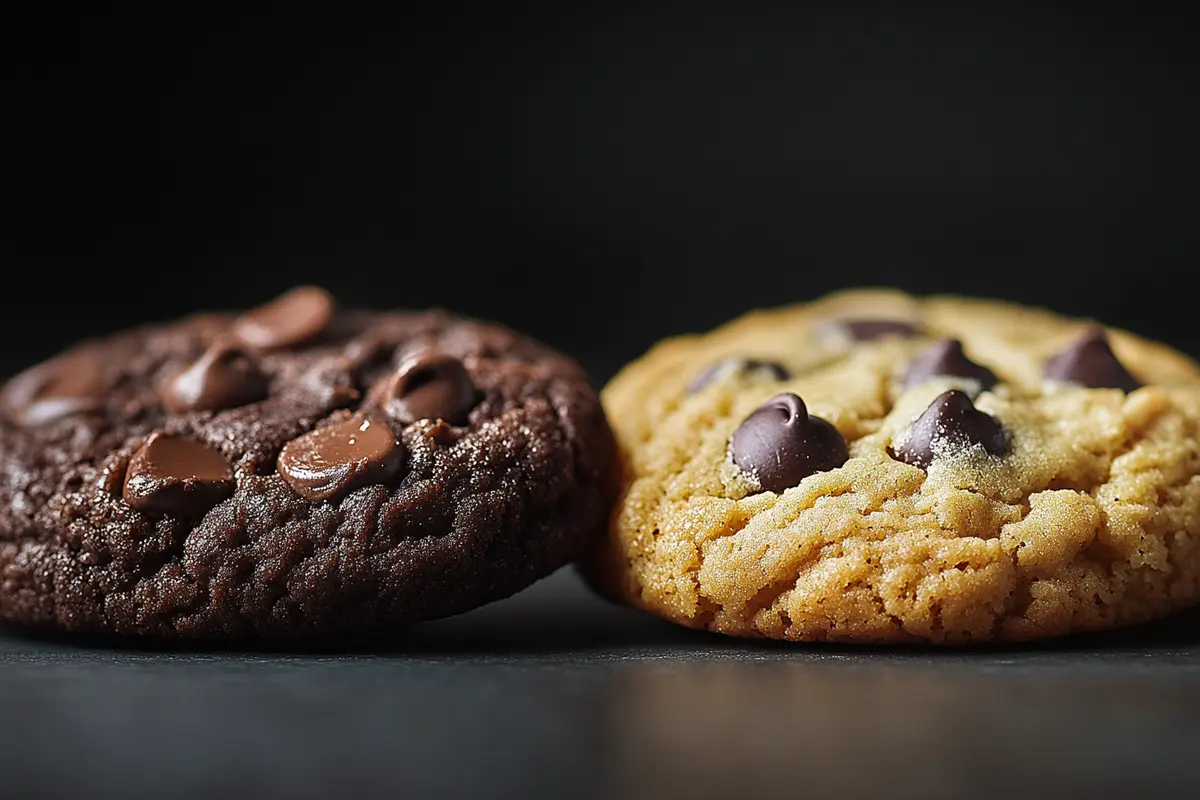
[586,289,1200,644]
[0,286,616,640]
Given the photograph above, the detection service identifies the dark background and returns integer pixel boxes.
[5,8,1199,383]
[5,9,1200,799]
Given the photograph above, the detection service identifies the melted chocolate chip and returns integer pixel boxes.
[162,339,269,413]
[122,432,235,517]
[2,351,105,425]
[233,285,334,351]
[376,351,476,425]
[277,417,406,502]
[892,390,1007,470]
[1044,327,1140,392]
[729,393,848,492]
[688,358,790,394]
[830,318,923,342]
[903,339,997,391]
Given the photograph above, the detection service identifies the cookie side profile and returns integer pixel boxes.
[585,288,1200,644]
[0,286,616,640]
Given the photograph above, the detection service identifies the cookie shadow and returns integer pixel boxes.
[4,571,1199,660]
[398,601,1200,659]
[0,573,716,658]
[750,604,1200,661]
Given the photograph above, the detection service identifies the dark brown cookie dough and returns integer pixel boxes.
[0,286,616,641]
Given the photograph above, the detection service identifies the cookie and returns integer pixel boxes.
[0,286,616,640]
[584,288,1200,644]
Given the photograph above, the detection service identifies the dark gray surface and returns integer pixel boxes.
[3,569,1200,800]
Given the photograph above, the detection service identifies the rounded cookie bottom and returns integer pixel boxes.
[581,454,1200,645]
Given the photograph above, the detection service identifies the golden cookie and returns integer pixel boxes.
[584,289,1200,644]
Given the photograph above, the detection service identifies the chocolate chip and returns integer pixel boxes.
[729,393,848,492]
[688,358,790,394]
[829,319,923,342]
[1,351,105,426]
[277,416,406,502]
[375,351,476,425]
[233,285,334,351]
[1044,327,1140,392]
[903,339,997,391]
[892,390,1007,470]
[162,339,269,413]
[97,453,131,497]
[122,432,235,517]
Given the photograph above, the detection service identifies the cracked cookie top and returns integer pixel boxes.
[589,288,1200,644]
[0,286,615,639]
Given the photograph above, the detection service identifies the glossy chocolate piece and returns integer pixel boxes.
[122,432,235,517]
[729,393,848,492]
[233,286,334,351]
[277,416,406,502]
[1044,328,1140,392]
[831,319,922,342]
[162,339,269,413]
[687,358,790,394]
[892,390,1007,470]
[903,339,997,391]
[376,351,476,425]
[2,351,105,425]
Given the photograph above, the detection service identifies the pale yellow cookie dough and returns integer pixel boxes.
[585,289,1200,643]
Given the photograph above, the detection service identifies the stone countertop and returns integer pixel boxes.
[3,568,1199,800]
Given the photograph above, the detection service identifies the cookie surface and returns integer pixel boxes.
[586,289,1200,644]
[0,287,615,640]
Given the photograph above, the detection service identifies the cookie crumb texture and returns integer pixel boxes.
[588,289,1200,643]
[0,288,614,640]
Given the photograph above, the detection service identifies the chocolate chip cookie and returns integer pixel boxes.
[585,289,1200,644]
[0,286,616,640]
